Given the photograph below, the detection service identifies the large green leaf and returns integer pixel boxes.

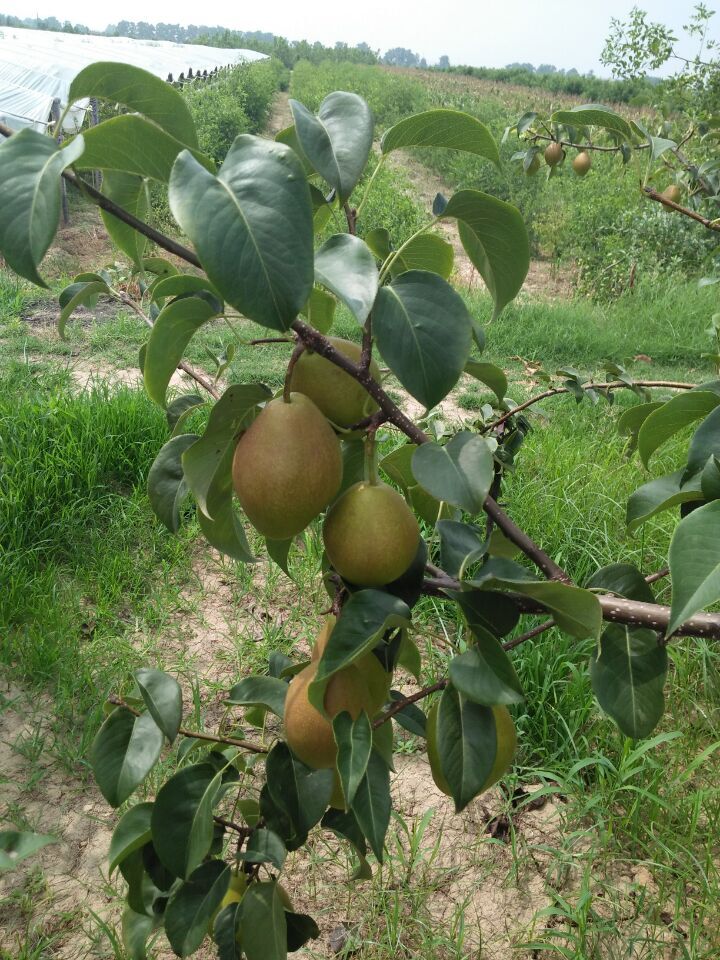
[239,829,287,871]
[309,591,411,711]
[109,803,154,875]
[169,137,313,331]
[455,588,520,638]
[436,685,496,813]
[0,831,56,872]
[143,295,219,407]
[165,861,230,957]
[550,105,638,141]
[314,234,378,324]
[121,906,157,960]
[637,392,720,467]
[389,233,454,280]
[333,710,372,808]
[449,642,523,707]
[68,61,197,146]
[436,520,487,579]
[151,763,222,878]
[181,382,271,516]
[301,286,336,334]
[626,469,704,533]
[0,129,84,286]
[238,882,288,960]
[381,109,499,166]
[90,708,164,808]
[586,563,655,603]
[411,431,494,514]
[668,500,720,636]
[617,401,664,454]
[684,404,720,480]
[464,361,507,403]
[147,433,199,533]
[75,116,210,182]
[290,92,373,201]
[264,743,333,846]
[100,171,150,267]
[58,279,111,339]
[589,626,667,739]
[196,444,256,563]
[442,190,529,320]
[135,669,183,743]
[352,750,391,862]
[227,677,289,718]
[373,270,472,409]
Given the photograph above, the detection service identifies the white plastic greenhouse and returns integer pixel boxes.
[0,26,268,132]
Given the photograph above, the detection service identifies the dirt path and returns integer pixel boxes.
[265,90,293,138]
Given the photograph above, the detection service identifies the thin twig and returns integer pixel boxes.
[643,187,720,232]
[645,566,670,585]
[213,815,252,836]
[503,618,556,651]
[483,498,571,582]
[107,695,268,753]
[248,337,294,345]
[283,341,304,402]
[373,679,447,728]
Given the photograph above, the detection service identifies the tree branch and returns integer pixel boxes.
[488,379,694,432]
[643,186,720,232]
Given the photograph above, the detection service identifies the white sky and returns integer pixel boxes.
[0,1,714,74]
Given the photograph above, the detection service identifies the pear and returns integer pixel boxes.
[284,661,371,768]
[426,702,516,797]
[323,481,419,587]
[525,152,541,175]
[662,184,682,205]
[232,393,342,540]
[572,151,592,177]
[544,142,563,167]
[288,338,381,428]
[311,616,391,716]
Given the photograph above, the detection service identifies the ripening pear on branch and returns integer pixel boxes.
[662,184,682,205]
[289,338,381,428]
[232,392,342,540]
[572,151,592,176]
[323,480,420,587]
[283,660,372,768]
[544,141,564,166]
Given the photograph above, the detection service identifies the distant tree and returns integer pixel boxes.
[506,61,536,71]
[536,63,557,74]
[438,54,451,69]
[383,47,420,67]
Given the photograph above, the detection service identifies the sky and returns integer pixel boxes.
[0,0,713,74]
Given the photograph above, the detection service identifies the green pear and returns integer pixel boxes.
[544,142,563,167]
[323,481,420,587]
[288,338,381,428]
[232,393,342,540]
[572,151,592,176]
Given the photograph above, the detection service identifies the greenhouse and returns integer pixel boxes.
[0,25,267,132]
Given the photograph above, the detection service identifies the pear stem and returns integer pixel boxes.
[283,341,305,403]
[364,430,379,485]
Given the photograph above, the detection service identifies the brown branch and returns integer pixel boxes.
[645,566,670,585]
[248,337,293,345]
[483,498,571,582]
[643,187,720,232]
[107,695,268,753]
[360,314,373,373]
[373,679,447,728]
[213,815,252,836]
[503,618,556,651]
[344,410,388,434]
[489,379,695,432]
[528,132,642,154]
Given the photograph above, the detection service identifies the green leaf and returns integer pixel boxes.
[165,861,230,957]
[455,589,520,638]
[182,383,271,517]
[685,404,720,480]
[586,564,655,603]
[134,669,183,743]
[240,829,287,871]
[166,394,206,433]
[285,911,321,952]
[449,641,524,707]
[471,567,602,640]
[365,227,392,261]
[626,469,704,533]
[196,444,256,563]
[290,92,373,201]
[275,124,314,176]
[143,295,219,406]
[464,361,507,403]
[0,129,85,286]
[388,692,427,736]
[352,751,391,862]
[213,902,241,958]
[75,116,211,182]
[437,520,487,578]
[389,233,454,280]
[227,677,288,718]
[590,626,667,739]
[100,171,149,267]
[381,109,499,166]
[68,61,197,146]
[702,455,720,499]
[637,391,720,467]
[58,279,110,339]
[266,537,293,576]
[90,708,164,808]
[380,443,416,490]
[264,744,332,847]
[373,270,472,409]
[647,134,677,161]
[121,906,156,960]
[309,591,411,711]
[238,881,288,960]
[0,831,56,872]
[300,286,336,334]
[151,763,222,878]
[314,234,378,324]
[151,275,221,304]
[109,803,153,875]
[147,433,199,533]
[412,432,494,514]
[442,190,529,320]
[617,401,663,454]
[436,685,496,813]
[169,137,313,331]
[668,500,720,636]
[551,105,637,141]
[333,710,372,808]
